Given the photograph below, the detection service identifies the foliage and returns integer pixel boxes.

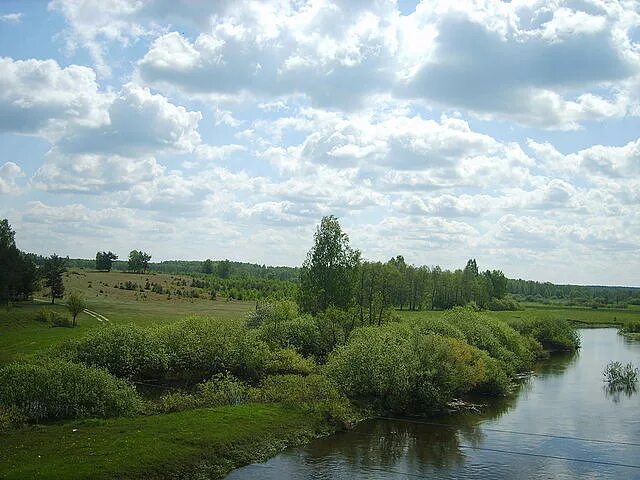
[265,349,316,376]
[0,360,142,422]
[42,254,68,304]
[127,250,151,273]
[246,300,299,328]
[95,251,118,271]
[61,325,168,380]
[0,404,26,431]
[156,373,250,414]
[486,297,521,311]
[66,292,86,326]
[201,258,214,274]
[603,361,638,390]
[443,307,534,375]
[0,219,38,305]
[299,215,360,314]
[326,322,511,414]
[505,316,580,352]
[253,374,355,427]
[622,319,640,334]
[257,314,324,359]
[157,316,270,384]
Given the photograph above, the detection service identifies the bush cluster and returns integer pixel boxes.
[325,320,511,415]
[34,308,72,327]
[0,360,142,422]
[505,316,580,351]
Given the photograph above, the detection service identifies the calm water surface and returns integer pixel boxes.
[226,329,640,479]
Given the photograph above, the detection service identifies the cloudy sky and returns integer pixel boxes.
[1,0,639,286]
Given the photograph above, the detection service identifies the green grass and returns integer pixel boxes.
[0,404,325,480]
[0,268,255,366]
[397,303,640,327]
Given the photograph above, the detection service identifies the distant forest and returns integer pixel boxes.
[56,256,640,309]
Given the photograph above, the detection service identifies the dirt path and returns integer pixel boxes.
[33,298,110,322]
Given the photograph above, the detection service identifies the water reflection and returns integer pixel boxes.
[226,329,640,480]
[604,383,638,403]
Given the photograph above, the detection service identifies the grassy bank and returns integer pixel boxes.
[397,303,640,327]
[0,404,326,480]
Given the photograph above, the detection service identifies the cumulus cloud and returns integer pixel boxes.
[0,57,109,136]
[0,162,24,194]
[0,13,22,23]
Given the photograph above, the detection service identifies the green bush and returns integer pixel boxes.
[257,315,324,359]
[0,360,142,422]
[622,319,640,334]
[246,300,299,328]
[265,348,316,375]
[156,374,250,414]
[157,316,270,384]
[325,323,510,414]
[603,361,638,389]
[0,405,26,431]
[61,325,168,380]
[253,374,355,427]
[486,297,521,311]
[506,316,580,351]
[443,308,534,374]
[34,309,72,327]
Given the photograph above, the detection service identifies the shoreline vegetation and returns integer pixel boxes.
[0,216,637,479]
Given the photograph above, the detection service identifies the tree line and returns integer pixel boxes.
[298,216,512,320]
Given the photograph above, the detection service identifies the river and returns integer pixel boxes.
[226,328,640,479]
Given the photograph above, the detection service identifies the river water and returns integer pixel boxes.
[226,329,640,479]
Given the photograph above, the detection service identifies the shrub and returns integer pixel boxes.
[0,405,26,431]
[155,374,250,414]
[34,309,72,327]
[325,323,510,415]
[0,360,142,422]
[246,300,299,328]
[486,297,521,311]
[603,361,638,390]
[265,349,316,376]
[506,317,580,351]
[61,325,168,380]
[443,308,534,374]
[253,374,355,427]
[257,315,324,359]
[157,316,270,384]
[622,319,640,334]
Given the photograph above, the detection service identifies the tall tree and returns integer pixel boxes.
[217,259,231,279]
[128,250,151,273]
[0,219,38,305]
[43,254,67,304]
[95,251,118,271]
[299,215,360,314]
[202,258,214,274]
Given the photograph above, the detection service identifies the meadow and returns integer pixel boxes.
[1,266,637,479]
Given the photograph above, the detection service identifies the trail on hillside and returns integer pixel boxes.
[33,298,110,322]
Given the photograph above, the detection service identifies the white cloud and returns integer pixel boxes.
[0,13,23,23]
[0,162,24,194]
[0,57,109,136]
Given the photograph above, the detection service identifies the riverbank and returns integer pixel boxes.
[0,404,332,480]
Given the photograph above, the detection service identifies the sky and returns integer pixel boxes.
[0,0,639,286]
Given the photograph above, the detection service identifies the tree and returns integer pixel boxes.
[42,254,67,304]
[128,250,151,273]
[66,292,86,327]
[0,220,39,305]
[95,251,118,271]
[299,215,360,314]
[202,258,214,274]
[217,259,231,279]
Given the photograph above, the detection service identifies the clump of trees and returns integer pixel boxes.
[95,251,118,271]
[0,219,38,305]
[128,250,151,273]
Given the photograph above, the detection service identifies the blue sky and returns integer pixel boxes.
[1,0,639,286]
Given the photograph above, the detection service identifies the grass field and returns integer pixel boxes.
[397,303,640,326]
[0,268,254,365]
[0,404,324,480]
